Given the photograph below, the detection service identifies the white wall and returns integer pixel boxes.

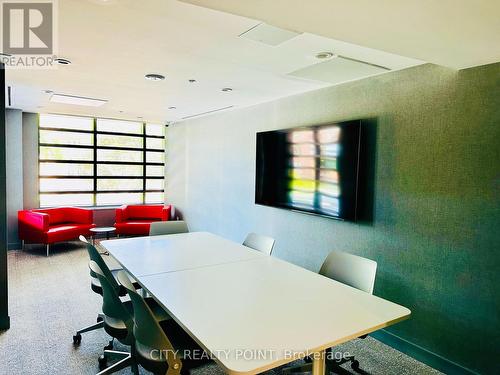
[166,123,188,219]
[22,112,39,210]
[5,109,23,249]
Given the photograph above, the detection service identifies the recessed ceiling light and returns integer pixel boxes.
[55,58,72,65]
[50,93,107,107]
[188,79,197,83]
[145,73,165,81]
[221,87,233,92]
[315,52,335,59]
[168,106,177,110]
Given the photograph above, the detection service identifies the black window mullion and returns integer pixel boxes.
[41,143,163,152]
[142,123,147,204]
[40,160,164,166]
[93,118,97,206]
[40,175,164,179]
[42,189,164,195]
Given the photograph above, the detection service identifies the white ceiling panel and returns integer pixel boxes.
[288,57,389,85]
[181,0,500,70]
[4,0,424,123]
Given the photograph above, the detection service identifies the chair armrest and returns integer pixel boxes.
[18,210,49,232]
[115,205,128,223]
[161,205,172,221]
[66,207,93,224]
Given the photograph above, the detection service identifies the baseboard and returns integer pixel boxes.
[7,242,20,250]
[0,315,10,330]
[371,329,479,375]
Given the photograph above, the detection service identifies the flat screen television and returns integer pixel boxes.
[255,120,363,221]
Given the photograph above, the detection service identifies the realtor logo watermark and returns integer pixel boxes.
[1,0,58,68]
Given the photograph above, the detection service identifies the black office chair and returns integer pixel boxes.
[117,271,211,375]
[90,260,171,374]
[73,236,141,346]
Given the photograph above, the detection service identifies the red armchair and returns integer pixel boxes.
[114,205,172,236]
[18,207,95,256]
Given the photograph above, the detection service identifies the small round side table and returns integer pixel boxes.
[89,227,116,245]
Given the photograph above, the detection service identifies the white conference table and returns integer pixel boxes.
[101,232,264,277]
[101,232,411,375]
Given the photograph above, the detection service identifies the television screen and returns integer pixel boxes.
[255,120,362,221]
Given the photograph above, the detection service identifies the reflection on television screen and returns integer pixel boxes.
[256,121,362,221]
[286,126,342,212]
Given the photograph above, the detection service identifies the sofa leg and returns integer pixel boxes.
[46,244,50,257]
[21,240,25,251]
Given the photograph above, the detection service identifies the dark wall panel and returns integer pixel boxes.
[0,63,9,330]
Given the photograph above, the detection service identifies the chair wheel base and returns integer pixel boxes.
[351,360,360,371]
[97,316,103,323]
[72,334,82,345]
[104,340,114,351]
[98,354,107,370]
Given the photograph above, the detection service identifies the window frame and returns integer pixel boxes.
[38,115,166,207]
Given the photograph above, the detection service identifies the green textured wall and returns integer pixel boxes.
[169,62,500,374]
[366,63,500,374]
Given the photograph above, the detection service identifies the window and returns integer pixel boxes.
[39,114,166,207]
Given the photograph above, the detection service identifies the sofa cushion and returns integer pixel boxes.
[125,205,164,220]
[46,224,94,243]
[115,221,154,236]
[36,208,68,225]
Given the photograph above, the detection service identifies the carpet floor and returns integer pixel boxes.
[0,242,442,375]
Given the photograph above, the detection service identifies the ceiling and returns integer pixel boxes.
[181,0,500,70]
[3,0,442,123]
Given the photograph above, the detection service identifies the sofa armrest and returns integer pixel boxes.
[161,205,172,221]
[66,207,93,224]
[18,210,50,233]
[115,205,128,223]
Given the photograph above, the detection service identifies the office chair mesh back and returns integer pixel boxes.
[80,235,120,290]
[149,221,189,236]
[117,271,182,373]
[319,250,377,294]
[89,261,133,334]
[243,233,275,255]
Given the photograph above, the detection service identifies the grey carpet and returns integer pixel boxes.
[0,242,441,375]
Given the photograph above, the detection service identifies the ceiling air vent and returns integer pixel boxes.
[287,56,390,85]
[182,106,234,120]
[239,23,300,46]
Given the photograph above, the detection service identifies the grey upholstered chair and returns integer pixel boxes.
[149,221,189,236]
[242,233,275,255]
[284,250,377,373]
[319,250,377,294]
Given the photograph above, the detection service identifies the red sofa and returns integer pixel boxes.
[114,204,172,236]
[18,207,95,256]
